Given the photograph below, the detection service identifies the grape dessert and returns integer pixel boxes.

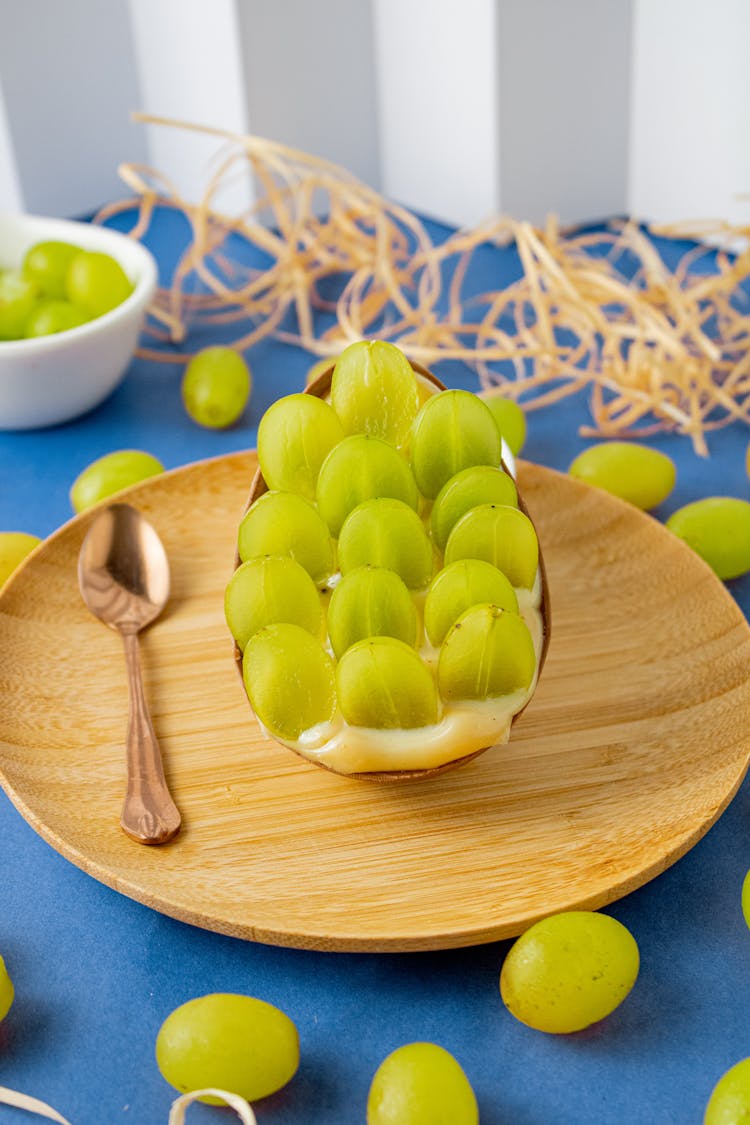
[227,340,549,778]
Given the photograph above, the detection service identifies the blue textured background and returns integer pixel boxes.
[2,209,750,1125]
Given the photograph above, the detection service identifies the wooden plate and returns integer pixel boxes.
[1,453,749,952]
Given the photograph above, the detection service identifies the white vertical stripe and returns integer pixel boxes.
[0,0,147,217]
[497,0,633,227]
[629,0,750,223]
[128,0,252,213]
[0,79,23,214]
[373,0,499,227]
[235,0,380,191]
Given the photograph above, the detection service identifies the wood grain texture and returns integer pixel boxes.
[1,453,749,952]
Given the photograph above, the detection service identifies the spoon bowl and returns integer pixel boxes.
[235,361,550,781]
[79,503,180,843]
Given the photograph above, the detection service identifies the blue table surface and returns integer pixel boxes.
[2,207,750,1125]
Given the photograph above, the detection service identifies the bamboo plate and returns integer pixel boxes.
[1,453,750,953]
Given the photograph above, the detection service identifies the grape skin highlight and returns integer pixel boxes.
[338,498,434,589]
[225,556,322,650]
[258,392,344,499]
[337,636,438,729]
[331,339,420,447]
[243,623,336,740]
[316,433,419,537]
[238,490,334,583]
[327,565,417,659]
[410,389,502,499]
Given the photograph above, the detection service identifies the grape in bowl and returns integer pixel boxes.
[228,341,550,780]
[0,212,157,428]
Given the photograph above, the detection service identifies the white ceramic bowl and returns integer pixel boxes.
[0,212,158,429]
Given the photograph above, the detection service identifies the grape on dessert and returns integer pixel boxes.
[337,637,439,729]
[237,491,334,583]
[243,623,337,740]
[327,566,417,659]
[424,559,518,648]
[225,556,322,650]
[331,339,420,447]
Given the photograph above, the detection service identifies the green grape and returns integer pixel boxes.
[22,240,79,299]
[424,559,518,648]
[225,556,322,650]
[0,532,41,586]
[410,389,501,499]
[182,346,252,429]
[25,299,89,338]
[65,250,133,316]
[666,497,750,580]
[445,504,538,589]
[338,498,433,589]
[500,910,640,1034]
[438,604,535,701]
[243,623,336,739]
[316,434,419,537]
[337,636,438,729]
[367,1042,478,1125]
[238,491,334,583]
[70,450,165,513]
[704,1058,750,1125]
[431,465,518,550]
[0,954,14,1022]
[257,392,344,499]
[742,869,750,931]
[480,394,527,456]
[330,339,420,447]
[0,272,38,339]
[569,442,676,510]
[327,565,417,659]
[156,993,299,1105]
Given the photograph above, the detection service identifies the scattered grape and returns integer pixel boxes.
[704,1058,750,1124]
[410,389,501,499]
[666,497,750,580]
[742,869,750,932]
[225,556,322,650]
[70,450,164,513]
[65,250,133,316]
[0,272,38,339]
[316,434,419,537]
[22,240,79,299]
[431,465,518,550]
[338,498,433,589]
[0,532,41,586]
[238,491,334,582]
[438,604,535,701]
[480,394,527,456]
[327,566,417,659]
[258,392,344,499]
[569,442,676,510]
[445,503,538,589]
[25,299,88,338]
[156,993,299,1105]
[337,637,438,729]
[331,339,420,447]
[367,1042,478,1125]
[424,559,518,647]
[0,955,14,1022]
[500,910,639,1034]
[243,623,336,740]
[182,346,252,429]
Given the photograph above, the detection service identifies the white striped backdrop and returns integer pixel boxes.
[1,0,749,228]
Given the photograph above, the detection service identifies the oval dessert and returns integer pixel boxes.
[227,341,549,779]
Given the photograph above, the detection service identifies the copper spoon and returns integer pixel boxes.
[78,503,181,844]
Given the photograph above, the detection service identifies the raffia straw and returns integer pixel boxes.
[96,113,750,455]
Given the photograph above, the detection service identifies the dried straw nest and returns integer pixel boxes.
[98,114,750,456]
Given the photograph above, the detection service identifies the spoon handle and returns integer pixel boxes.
[120,629,181,845]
